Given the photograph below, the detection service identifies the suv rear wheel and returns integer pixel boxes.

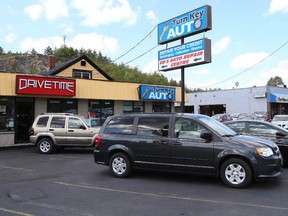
[109,153,131,178]
[37,138,54,154]
[220,158,252,188]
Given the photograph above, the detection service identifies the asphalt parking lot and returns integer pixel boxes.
[0,146,288,216]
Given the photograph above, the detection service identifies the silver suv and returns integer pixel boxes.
[30,113,100,154]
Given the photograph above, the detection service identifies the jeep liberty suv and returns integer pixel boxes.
[30,113,100,154]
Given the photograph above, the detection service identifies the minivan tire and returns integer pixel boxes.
[109,153,132,178]
[37,138,54,154]
[220,158,252,188]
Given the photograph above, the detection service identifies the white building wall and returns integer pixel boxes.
[187,86,268,115]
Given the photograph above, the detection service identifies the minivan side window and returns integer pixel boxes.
[137,117,169,137]
[175,118,208,140]
[104,116,134,134]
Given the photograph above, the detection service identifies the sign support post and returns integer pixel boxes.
[180,38,185,113]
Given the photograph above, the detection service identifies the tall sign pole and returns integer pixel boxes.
[180,38,185,113]
[157,5,212,113]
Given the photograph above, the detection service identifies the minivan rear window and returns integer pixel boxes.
[104,116,134,134]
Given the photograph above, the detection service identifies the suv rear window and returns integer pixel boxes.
[137,117,169,137]
[104,116,134,134]
[36,116,49,127]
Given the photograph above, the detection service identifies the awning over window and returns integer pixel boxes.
[270,93,288,103]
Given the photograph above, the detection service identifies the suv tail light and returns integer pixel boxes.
[95,135,101,147]
[29,127,34,136]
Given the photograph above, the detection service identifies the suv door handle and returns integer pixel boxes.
[49,129,54,131]
[68,130,74,132]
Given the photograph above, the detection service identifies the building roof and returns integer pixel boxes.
[40,54,113,81]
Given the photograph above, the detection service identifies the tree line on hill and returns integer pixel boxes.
[0,46,284,91]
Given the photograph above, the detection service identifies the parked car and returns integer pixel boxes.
[251,112,269,121]
[231,113,248,121]
[224,120,288,165]
[30,113,100,154]
[94,113,282,188]
[211,114,233,122]
[271,115,288,130]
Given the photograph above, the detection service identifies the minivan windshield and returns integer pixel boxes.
[196,115,237,136]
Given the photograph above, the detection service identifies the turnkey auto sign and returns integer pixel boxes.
[16,75,76,96]
[158,5,212,44]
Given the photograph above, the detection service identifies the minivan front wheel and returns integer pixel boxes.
[37,138,54,154]
[109,153,131,178]
[220,158,252,188]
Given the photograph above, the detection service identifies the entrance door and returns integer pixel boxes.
[15,98,34,143]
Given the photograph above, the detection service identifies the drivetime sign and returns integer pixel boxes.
[158,5,212,44]
[16,75,76,96]
[158,38,211,71]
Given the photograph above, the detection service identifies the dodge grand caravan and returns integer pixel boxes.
[94,113,283,188]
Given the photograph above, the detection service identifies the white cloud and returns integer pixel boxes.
[19,33,118,55]
[42,0,69,20]
[230,52,269,71]
[268,0,288,14]
[212,36,231,55]
[262,59,288,81]
[20,36,63,53]
[69,33,119,55]
[24,4,43,21]
[5,33,15,43]
[24,0,69,21]
[71,0,139,26]
[143,59,158,73]
[146,10,158,24]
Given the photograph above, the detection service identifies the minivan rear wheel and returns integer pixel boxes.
[220,158,252,188]
[109,153,131,178]
[37,138,54,154]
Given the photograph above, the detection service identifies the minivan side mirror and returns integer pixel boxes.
[200,132,213,141]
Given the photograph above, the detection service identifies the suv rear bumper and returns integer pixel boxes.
[94,149,107,165]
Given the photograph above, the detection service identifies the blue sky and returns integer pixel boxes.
[1,0,288,90]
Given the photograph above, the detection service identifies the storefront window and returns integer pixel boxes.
[47,99,78,114]
[123,101,144,113]
[88,100,114,126]
[0,97,14,131]
[152,102,171,113]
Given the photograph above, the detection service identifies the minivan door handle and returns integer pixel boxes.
[174,141,182,146]
[153,140,169,145]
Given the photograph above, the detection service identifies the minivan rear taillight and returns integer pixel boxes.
[95,135,101,148]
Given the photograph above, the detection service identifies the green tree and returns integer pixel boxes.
[44,46,54,55]
[267,76,285,87]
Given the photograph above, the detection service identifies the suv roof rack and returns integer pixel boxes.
[40,113,76,116]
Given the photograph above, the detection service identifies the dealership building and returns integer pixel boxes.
[0,55,183,147]
[180,86,288,118]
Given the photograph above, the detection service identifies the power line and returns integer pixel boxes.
[124,45,158,65]
[199,39,288,89]
[113,25,157,62]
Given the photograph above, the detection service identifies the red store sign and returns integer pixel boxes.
[16,75,76,96]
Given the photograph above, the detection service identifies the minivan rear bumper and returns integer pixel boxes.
[94,149,107,165]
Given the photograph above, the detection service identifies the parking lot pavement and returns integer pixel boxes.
[1,146,288,216]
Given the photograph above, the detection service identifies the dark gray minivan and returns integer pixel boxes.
[94,113,283,188]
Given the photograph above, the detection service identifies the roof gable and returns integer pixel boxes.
[40,54,113,81]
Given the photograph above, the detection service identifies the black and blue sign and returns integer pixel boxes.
[157,5,212,44]
[139,85,176,101]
